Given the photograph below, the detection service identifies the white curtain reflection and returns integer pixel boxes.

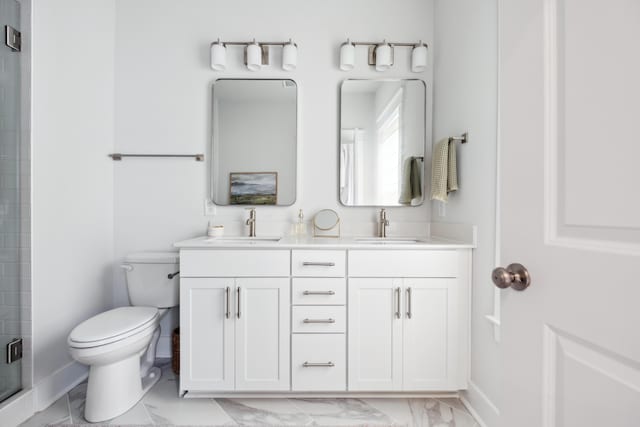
[340,128,363,204]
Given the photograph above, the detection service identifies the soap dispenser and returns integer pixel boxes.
[295,209,307,237]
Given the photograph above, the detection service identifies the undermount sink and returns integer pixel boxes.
[354,237,423,244]
[204,236,282,244]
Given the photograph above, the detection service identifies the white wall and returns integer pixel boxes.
[113,0,435,351]
[31,0,115,410]
[433,0,500,425]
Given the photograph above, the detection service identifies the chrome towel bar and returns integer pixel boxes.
[448,132,468,144]
[109,153,204,161]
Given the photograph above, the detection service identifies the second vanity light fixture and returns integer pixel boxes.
[210,38,297,71]
[340,39,428,72]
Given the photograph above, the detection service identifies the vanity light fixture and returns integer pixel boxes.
[411,40,428,72]
[375,40,393,71]
[209,38,298,71]
[339,39,429,72]
[339,39,355,71]
[210,38,226,71]
[282,39,297,71]
[246,39,262,71]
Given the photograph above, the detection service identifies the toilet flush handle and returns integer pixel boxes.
[120,264,134,272]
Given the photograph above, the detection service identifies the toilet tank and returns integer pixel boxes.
[122,252,179,308]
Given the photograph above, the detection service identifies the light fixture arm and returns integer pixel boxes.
[341,39,428,68]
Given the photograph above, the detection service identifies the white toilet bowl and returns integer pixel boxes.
[68,251,179,423]
[68,307,162,422]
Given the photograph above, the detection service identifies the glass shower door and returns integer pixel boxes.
[0,0,22,403]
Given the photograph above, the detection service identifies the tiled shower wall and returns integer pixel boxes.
[0,0,31,394]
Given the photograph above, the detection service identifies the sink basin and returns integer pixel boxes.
[354,237,423,244]
[204,236,282,244]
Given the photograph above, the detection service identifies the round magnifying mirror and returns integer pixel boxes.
[313,209,340,237]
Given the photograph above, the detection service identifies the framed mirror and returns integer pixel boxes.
[339,79,426,206]
[212,79,297,205]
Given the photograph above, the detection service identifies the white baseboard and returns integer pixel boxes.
[0,389,34,427]
[460,380,500,427]
[33,361,88,412]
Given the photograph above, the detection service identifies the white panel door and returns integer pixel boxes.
[180,278,234,391]
[402,278,457,391]
[348,278,402,391]
[500,0,640,426]
[235,278,290,391]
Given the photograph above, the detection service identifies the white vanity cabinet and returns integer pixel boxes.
[348,250,470,392]
[179,250,290,393]
[176,240,471,397]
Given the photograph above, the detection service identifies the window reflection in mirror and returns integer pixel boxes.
[212,79,297,206]
[340,79,427,207]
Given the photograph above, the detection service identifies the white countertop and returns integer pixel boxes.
[173,235,475,250]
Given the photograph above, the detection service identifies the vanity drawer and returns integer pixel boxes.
[292,306,346,333]
[348,250,459,278]
[292,250,346,277]
[180,250,290,277]
[292,278,346,305]
[292,334,346,391]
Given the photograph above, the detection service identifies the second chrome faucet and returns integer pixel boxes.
[245,208,256,237]
[378,208,390,238]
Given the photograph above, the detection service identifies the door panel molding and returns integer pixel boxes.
[543,0,640,255]
[542,325,640,427]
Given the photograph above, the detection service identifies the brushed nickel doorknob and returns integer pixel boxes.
[492,263,531,291]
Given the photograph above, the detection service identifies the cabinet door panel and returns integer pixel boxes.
[180,278,234,391]
[348,278,402,391]
[235,278,290,391]
[403,278,457,390]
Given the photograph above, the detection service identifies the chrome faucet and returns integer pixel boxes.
[378,208,390,238]
[245,208,257,237]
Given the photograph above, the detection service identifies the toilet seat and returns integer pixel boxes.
[69,306,159,349]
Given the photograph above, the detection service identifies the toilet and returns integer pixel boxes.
[68,252,179,423]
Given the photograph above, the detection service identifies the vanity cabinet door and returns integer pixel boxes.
[235,278,290,391]
[348,278,403,391]
[402,278,458,391]
[180,278,234,391]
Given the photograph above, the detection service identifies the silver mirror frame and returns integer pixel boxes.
[210,78,299,206]
[338,78,428,207]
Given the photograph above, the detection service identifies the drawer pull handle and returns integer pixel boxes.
[303,318,335,324]
[395,287,401,319]
[302,262,336,267]
[303,290,336,295]
[303,362,335,367]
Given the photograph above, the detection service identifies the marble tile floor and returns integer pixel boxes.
[20,362,479,427]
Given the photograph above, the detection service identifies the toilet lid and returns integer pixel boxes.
[69,307,159,347]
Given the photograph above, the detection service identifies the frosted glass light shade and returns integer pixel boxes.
[411,43,428,72]
[340,41,355,71]
[375,42,392,71]
[210,42,226,71]
[246,42,262,71]
[282,41,297,71]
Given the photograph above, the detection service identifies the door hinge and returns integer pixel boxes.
[5,25,22,52]
[6,338,23,364]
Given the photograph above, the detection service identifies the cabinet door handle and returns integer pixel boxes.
[302,262,335,267]
[302,362,335,367]
[236,287,241,319]
[225,287,230,319]
[303,318,335,324]
[395,287,401,319]
[303,290,335,295]
[406,287,412,319]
